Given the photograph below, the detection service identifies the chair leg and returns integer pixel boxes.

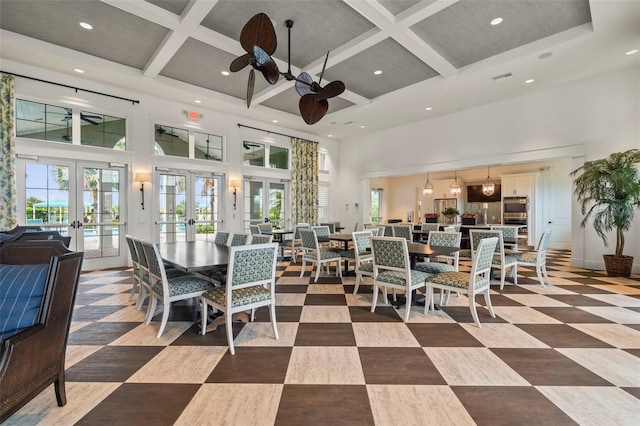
[200,298,208,335]
[129,276,138,301]
[226,311,235,355]
[469,293,481,327]
[136,285,147,311]
[500,268,506,290]
[483,289,495,318]
[424,287,432,315]
[536,264,545,286]
[145,296,157,324]
[157,300,171,338]
[270,303,279,340]
[512,265,518,286]
[300,259,306,278]
[371,283,379,312]
[314,262,321,282]
[542,263,551,285]
[353,272,361,295]
[54,370,66,406]
[403,290,412,322]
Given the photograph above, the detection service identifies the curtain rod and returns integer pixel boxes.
[1,71,140,105]
[237,123,317,142]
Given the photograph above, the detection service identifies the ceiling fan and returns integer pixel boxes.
[229,13,279,108]
[61,108,102,125]
[243,141,261,150]
[156,126,186,140]
[280,19,346,124]
[203,138,221,160]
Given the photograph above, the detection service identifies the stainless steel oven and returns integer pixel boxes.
[503,196,528,224]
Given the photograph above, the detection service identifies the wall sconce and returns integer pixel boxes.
[134,172,152,210]
[230,179,241,210]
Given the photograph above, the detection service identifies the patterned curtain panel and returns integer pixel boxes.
[0,74,17,231]
[291,138,318,225]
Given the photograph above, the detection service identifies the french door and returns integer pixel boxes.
[242,177,290,231]
[17,157,127,270]
[155,168,223,243]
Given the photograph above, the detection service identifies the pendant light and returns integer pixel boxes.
[450,170,461,196]
[482,166,496,196]
[422,173,433,196]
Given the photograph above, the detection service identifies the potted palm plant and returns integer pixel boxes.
[571,149,640,277]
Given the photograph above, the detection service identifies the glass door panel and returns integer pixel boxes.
[158,173,187,243]
[24,162,73,236]
[242,178,289,231]
[193,175,221,241]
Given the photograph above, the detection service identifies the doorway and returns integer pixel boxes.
[242,177,290,230]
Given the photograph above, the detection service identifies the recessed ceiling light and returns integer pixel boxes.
[373,70,382,75]
[538,52,553,59]
[328,134,333,137]
[194,99,202,104]
[626,49,638,56]
[79,22,93,30]
[525,79,535,84]
[221,70,230,76]
[272,120,278,123]
[360,125,365,128]
[74,68,84,74]
[490,17,503,26]
[425,107,432,111]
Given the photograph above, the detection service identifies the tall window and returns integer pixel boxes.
[318,184,329,222]
[371,189,382,224]
[319,151,329,172]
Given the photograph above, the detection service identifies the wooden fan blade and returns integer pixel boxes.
[253,46,280,84]
[230,53,251,72]
[240,13,277,55]
[295,72,313,96]
[247,69,255,108]
[315,81,346,101]
[299,94,328,125]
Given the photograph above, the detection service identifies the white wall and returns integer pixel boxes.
[9,62,340,245]
[338,66,640,272]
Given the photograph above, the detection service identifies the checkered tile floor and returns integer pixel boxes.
[7,250,640,425]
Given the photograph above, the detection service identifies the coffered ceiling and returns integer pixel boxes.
[0,0,638,139]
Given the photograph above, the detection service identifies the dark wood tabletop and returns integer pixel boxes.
[158,241,229,273]
[407,243,460,258]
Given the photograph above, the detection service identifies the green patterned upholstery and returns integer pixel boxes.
[392,225,412,241]
[359,262,373,272]
[423,237,498,327]
[421,223,440,232]
[516,252,537,263]
[251,234,273,244]
[515,229,552,286]
[458,249,471,259]
[280,223,310,262]
[312,225,331,238]
[376,269,432,286]
[249,225,260,235]
[351,231,375,295]
[214,231,230,246]
[470,230,517,290]
[372,238,407,269]
[415,262,456,274]
[141,241,215,338]
[257,223,273,234]
[229,233,249,246]
[200,243,279,355]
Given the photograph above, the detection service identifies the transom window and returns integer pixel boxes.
[154,124,224,161]
[194,131,223,161]
[242,140,289,170]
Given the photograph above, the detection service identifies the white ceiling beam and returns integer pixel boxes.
[100,0,179,29]
[395,0,460,27]
[343,0,457,77]
[143,0,218,77]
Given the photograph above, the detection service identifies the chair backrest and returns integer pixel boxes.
[443,225,456,232]
[249,225,261,235]
[214,231,230,246]
[369,228,380,236]
[392,224,412,241]
[383,225,393,236]
[312,225,331,238]
[133,238,149,270]
[299,229,319,251]
[352,231,374,259]
[353,222,359,232]
[293,223,311,239]
[371,236,409,271]
[251,234,273,244]
[319,222,336,233]
[229,233,249,246]
[470,237,499,288]
[421,223,440,232]
[428,231,461,248]
[227,243,278,295]
[490,225,518,240]
[258,223,273,234]
[536,229,552,257]
[363,223,376,229]
[469,230,503,257]
[125,235,139,264]
[141,241,166,284]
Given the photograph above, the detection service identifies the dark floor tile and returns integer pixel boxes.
[535,307,614,323]
[407,323,483,347]
[546,294,614,306]
[66,346,163,382]
[207,347,292,383]
[453,386,577,426]
[148,303,200,322]
[294,323,356,346]
[358,347,446,385]
[474,294,524,306]
[440,306,507,324]
[254,305,303,322]
[71,305,128,321]
[312,275,343,284]
[622,387,640,400]
[67,322,140,345]
[491,348,613,386]
[517,324,613,348]
[350,306,401,322]
[346,284,374,294]
[494,284,536,294]
[275,385,374,426]
[76,284,110,293]
[304,293,347,306]
[171,320,246,346]
[76,383,200,426]
[624,349,640,358]
[74,293,120,305]
[275,284,308,293]
[280,270,303,277]
[555,284,616,294]
[629,307,640,314]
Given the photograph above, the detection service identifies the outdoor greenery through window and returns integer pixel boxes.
[269,146,289,169]
[194,131,223,161]
[154,124,189,157]
[371,189,382,224]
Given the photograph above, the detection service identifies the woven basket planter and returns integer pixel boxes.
[603,255,634,277]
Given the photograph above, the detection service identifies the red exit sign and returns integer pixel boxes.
[186,110,201,120]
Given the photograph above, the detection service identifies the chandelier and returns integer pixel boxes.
[482,166,496,196]
[423,174,433,196]
[450,170,461,196]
